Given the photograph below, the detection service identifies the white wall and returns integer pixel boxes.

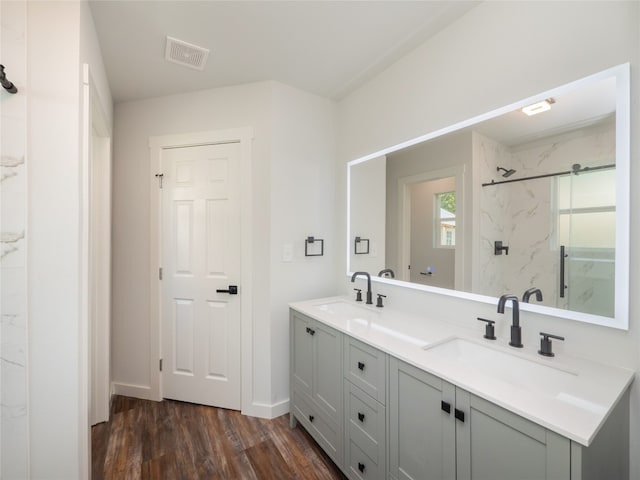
[2,2,111,478]
[111,81,337,415]
[27,3,84,477]
[409,177,456,288]
[336,1,640,478]
[350,155,386,275]
[270,82,338,408]
[111,82,271,404]
[385,130,472,285]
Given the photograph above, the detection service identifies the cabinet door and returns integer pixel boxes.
[389,358,456,480]
[313,320,343,423]
[455,389,570,480]
[290,311,314,398]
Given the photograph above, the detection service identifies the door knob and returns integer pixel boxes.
[216,285,238,294]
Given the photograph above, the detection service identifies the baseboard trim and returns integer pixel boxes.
[111,382,157,401]
[112,383,290,420]
[242,399,290,420]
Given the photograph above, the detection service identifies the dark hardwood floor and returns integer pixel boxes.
[92,395,347,480]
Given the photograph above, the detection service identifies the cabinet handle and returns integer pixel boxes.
[357,361,365,371]
[306,327,315,336]
[358,412,365,422]
[454,408,465,422]
[358,462,366,473]
[309,415,314,423]
[441,401,451,414]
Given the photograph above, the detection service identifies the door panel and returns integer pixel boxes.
[389,358,456,480]
[173,298,195,374]
[162,142,241,409]
[456,390,570,480]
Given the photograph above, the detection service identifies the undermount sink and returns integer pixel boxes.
[423,337,585,401]
[348,317,427,347]
[314,300,380,320]
[313,301,427,347]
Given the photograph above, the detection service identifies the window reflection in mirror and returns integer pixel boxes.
[347,63,629,329]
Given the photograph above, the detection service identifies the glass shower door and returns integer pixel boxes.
[557,168,616,317]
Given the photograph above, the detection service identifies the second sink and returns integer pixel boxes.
[422,337,579,398]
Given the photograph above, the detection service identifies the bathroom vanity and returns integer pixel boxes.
[289,297,633,480]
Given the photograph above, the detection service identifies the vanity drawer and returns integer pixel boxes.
[344,336,387,404]
[345,437,385,480]
[344,381,386,463]
[291,389,343,466]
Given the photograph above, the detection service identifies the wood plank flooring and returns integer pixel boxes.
[92,395,347,480]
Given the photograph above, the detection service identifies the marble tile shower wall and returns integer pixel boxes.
[476,120,615,314]
[475,132,511,295]
[1,1,29,477]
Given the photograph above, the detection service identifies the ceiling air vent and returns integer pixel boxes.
[165,36,209,71]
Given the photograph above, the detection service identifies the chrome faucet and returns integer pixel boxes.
[351,271,373,304]
[497,294,523,348]
[522,287,543,303]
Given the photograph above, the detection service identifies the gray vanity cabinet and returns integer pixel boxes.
[455,389,571,480]
[389,357,572,480]
[290,308,629,480]
[343,336,387,480]
[290,311,344,466]
[389,357,456,480]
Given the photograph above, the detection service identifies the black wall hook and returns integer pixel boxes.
[0,65,18,94]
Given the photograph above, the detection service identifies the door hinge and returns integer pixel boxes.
[159,359,163,371]
[155,173,164,188]
[159,267,163,280]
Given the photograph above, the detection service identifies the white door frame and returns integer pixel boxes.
[148,128,253,412]
[82,63,113,477]
[398,165,465,290]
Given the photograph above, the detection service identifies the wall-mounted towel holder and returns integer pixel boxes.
[494,240,509,255]
[354,236,370,255]
[305,236,324,257]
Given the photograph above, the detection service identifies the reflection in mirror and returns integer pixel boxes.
[347,64,629,329]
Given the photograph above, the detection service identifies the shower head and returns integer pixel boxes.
[497,166,516,178]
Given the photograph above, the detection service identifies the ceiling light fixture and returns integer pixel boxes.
[522,97,555,116]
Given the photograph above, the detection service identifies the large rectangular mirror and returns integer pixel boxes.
[347,63,630,329]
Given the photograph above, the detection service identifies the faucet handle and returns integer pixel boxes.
[538,332,565,357]
[353,288,362,302]
[376,294,386,308]
[477,317,496,340]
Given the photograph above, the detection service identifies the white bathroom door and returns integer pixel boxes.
[161,142,242,409]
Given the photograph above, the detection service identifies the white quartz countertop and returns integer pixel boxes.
[289,296,635,447]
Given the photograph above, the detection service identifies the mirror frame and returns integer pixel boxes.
[347,63,630,330]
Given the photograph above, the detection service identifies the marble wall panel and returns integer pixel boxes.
[1,0,29,477]
[476,119,615,315]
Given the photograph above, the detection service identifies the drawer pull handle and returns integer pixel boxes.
[309,415,314,423]
[441,401,451,414]
[306,327,315,336]
[357,361,365,371]
[357,412,365,422]
[454,408,465,423]
[358,462,366,473]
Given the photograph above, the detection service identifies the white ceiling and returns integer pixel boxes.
[89,1,479,104]
[471,76,617,146]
